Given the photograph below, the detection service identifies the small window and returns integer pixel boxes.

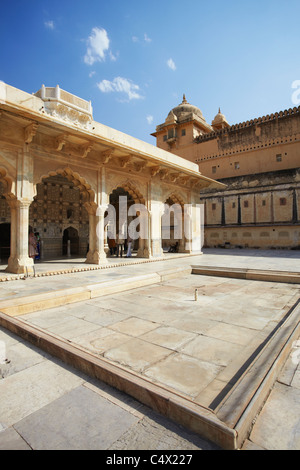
[163,135,167,142]
[212,203,216,210]
[168,129,174,139]
[234,162,240,169]
[181,129,186,136]
[276,154,282,162]
[280,198,287,206]
[244,201,249,208]
[262,200,266,206]
[212,166,217,174]
[232,202,236,208]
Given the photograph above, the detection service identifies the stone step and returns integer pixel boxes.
[192,266,300,284]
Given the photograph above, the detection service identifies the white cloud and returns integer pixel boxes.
[45,20,55,30]
[84,27,113,65]
[132,33,152,43]
[97,77,143,100]
[146,115,153,125]
[167,58,176,71]
[109,50,117,62]
[97,79,115,93]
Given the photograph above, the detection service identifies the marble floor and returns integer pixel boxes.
[19,272,299,409]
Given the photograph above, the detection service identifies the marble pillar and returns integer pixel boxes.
[6,198,34,274]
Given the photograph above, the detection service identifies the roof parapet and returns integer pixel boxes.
[195,106,300,143]
[34,85,93,129]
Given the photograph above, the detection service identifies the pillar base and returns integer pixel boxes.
[85,250,108,265]
[137,247,151,258]
[6,256,34,275]
[178,247,190,254]
[151,239,164,258]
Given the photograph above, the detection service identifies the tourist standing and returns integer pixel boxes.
[34,232,40,260]
[108,237,117,256]
[126,235,132,257]
[28,229,37,259]
[116,233,124,257]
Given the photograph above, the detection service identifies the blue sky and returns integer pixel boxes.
[1,0,300,144]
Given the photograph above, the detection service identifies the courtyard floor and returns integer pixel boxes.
[0,248,299,450]
[16,273,299,407]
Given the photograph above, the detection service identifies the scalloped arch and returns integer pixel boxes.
[109,179,145,205]
[34,167,96,203]
[164,191,186,207]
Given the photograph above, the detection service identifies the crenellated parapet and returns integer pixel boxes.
[195,105,300,164]
[195,105,300,144]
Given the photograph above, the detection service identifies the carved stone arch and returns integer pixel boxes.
[109,179,146,205]
[30,167,93,260]
[164,191,186,208]
[161,191,187,253]
[62,225,80,256]
[34,166,96,203]
[62,222,79,232]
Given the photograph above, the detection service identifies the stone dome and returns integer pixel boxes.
[212,108,229,128]
[166,94,205,122]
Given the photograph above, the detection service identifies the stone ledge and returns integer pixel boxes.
[0,273,161,317]
[192,266,300,284]
[0,267,194,317]
[216,300,300,448]
[0,253,198,283]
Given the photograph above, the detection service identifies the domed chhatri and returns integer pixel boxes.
[211,107,229,130]
[151,94,215,151]
[166,94,205,123]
